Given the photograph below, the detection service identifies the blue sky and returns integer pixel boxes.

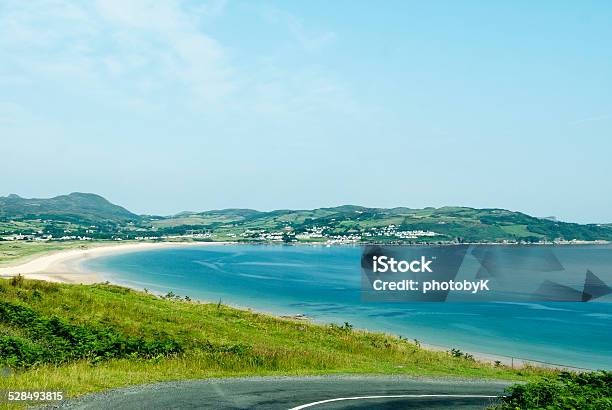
[1,1,611,222]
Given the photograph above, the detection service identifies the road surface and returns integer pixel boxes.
[55,376,512,409]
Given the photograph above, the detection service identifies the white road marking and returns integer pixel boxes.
[288,394,501,409]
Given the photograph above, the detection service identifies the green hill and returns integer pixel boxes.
[1,193,611,243]
[154,205,612,243]
[0,193,139,224]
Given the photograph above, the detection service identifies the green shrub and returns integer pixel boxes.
[0,301,183,368]
[9,274,24,287]
[328,322,353,335]
[449,348,475,361]
[496,371,612,409]
[0,335,47,367]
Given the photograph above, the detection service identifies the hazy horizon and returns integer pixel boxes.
[2,1,611,223]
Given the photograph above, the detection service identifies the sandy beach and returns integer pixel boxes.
[0,241,227,284]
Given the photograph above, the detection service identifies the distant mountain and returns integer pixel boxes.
[0,193,139,224]
[156,205,612,243]
[2,193,611,243]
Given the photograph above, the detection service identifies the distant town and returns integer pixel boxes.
[2,223,608,246]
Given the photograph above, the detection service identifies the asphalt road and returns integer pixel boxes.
[54,376,512,410]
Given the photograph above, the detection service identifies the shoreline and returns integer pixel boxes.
[0,241,594,372]
[0,241,231,284]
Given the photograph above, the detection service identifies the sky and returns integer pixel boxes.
[1,1,611,223]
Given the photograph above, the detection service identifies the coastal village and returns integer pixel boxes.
[1,223,607,246]
[0,224,439,244]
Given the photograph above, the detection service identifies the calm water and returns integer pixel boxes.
[83,245,612,369]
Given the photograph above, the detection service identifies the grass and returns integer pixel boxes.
[0,278,556,408]
[500,224,545,238]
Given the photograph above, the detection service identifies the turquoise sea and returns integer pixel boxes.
[83,244,612,370]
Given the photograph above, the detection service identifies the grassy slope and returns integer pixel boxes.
[0,279,554,404]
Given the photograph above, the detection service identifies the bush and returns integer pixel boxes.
[0,335,47,368]
[496,371,612,409]
[329,322,353,335]
[449,348,475,361]
[0,301,183,368]
[9,274,24,287]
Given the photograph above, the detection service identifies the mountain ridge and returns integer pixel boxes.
[1,193,611,243]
